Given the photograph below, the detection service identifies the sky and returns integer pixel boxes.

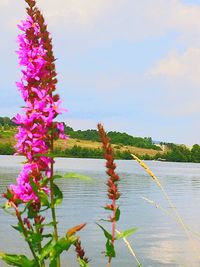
[1,0,200,145]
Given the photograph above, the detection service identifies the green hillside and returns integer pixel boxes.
[0,117,200,162]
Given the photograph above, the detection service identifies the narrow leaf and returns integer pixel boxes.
[62,172,92,182]
[49,258,57,267]
[38,191,50,207]
[66,223,86,238]
[115,207,120,222]
[52,183,63,206]
[0,253,35,267]
[50,237,77,260]
[78,258,91,267]
[96,224,112,240]
[39,239,53,261]
[115,227,137,240]
[53,174,63,179]
[11,223,23,234]
[106,239,116,257]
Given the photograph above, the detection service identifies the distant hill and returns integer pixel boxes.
[64,125,162,151]
[0,117,200,162]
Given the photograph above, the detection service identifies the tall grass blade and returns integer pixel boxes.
[115,229,142,266]
[131,154,200,261]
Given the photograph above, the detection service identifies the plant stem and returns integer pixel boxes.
[12,203,40,267]
[34,221,45,267]
[112,199,116,244]
[107,199,116,267]
[50,134,60,267]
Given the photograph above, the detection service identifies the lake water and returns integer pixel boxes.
[0,156,200,267]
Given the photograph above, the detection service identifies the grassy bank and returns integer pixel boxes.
[1,126,200,162]
[0,128,162,159]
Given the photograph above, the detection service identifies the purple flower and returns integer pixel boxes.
[8,7,67,203]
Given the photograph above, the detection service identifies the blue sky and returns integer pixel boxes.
[1,0,200,145]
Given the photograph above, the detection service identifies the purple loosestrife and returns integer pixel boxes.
[98,123,120,266]
[7,0,67,203]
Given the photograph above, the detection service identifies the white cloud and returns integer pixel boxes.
[33,0,200,44]
[4,0,200,49]
[36,0,109,29]
[2,0,200,144]
[148,47,200,85]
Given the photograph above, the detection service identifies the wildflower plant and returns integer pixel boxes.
[1,1,88,266]
[98,124,137,267]
[0,1,137,267]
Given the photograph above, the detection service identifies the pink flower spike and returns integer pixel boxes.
[10,1,68,204]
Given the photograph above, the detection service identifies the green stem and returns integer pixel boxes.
[107,199,116,267]
[34,220,45,267]
[50,133,60,267]
[12,203,41,267]
[112,199,116,244]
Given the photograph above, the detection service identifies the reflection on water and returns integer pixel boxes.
[0,156,200,266]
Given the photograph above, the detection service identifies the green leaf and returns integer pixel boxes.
[115,207,120,222]
[38,191,50,207]
[106,239,116,257]
[41,234,52,239]
[115,227,137,240]
[78,258,91,267]
[52,183,63,206]
[40,177,49,187]
[0,253,36,267]
[26,232,42,251]
[62,172,92,182]
[20,201,31,215]
[49,237,76,260]
[53,174,63,179]
[40,237,76,265]
[27,206,37,219]
[41,221,57,228]
[34,153,55,158]
[29,178,39,195]
[96,224,112,240]
[49,258,57,267]
[11,222,23,234]
[39,239,53,261]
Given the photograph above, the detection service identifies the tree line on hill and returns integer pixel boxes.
[0,117,16,128]
[64,126,161,150]
[0,117,200,162]
[51,143,200,162]
[0,142,200,163]
[0,117,161,150]
[154,143,200,163]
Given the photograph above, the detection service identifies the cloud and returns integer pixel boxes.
[34,0,200,45]
[36,0,109,29]
[1,0,200,144]
[148,48,200,85]
[2,0,200,46]
[4,0,200,51]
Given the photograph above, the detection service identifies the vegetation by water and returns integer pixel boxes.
[0,117,200,162]
[1,1,199,266]
[65,126,160,150]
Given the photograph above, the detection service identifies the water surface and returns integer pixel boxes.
[0,156,200,267]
